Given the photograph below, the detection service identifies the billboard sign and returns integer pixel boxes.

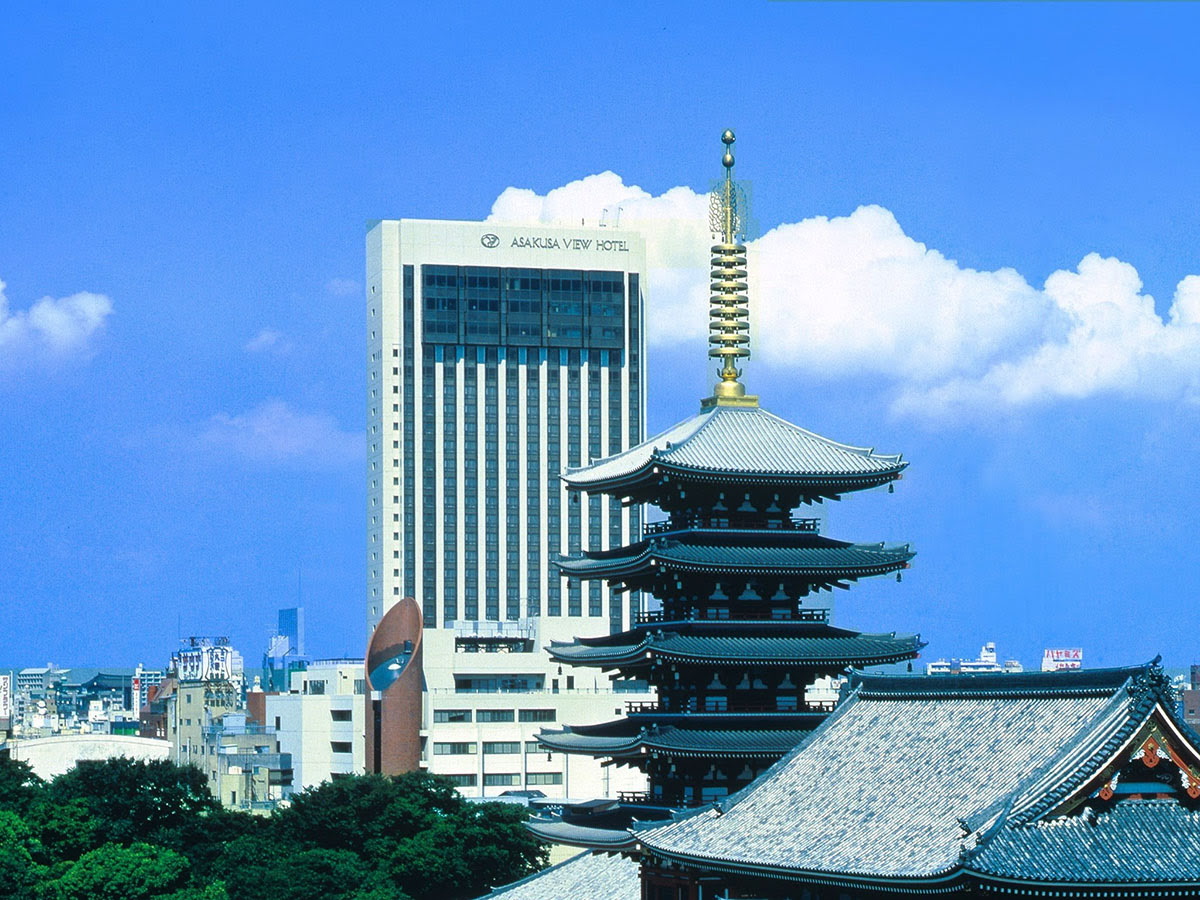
[0,674,10,720]
[1042,648,1083,671]
[178,644,235,683]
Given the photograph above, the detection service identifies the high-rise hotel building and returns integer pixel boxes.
[365,219,651,798]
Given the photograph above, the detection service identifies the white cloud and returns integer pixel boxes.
[0,278,113,369]
[325,277,360,297]
[201,401,361,467]
[488,175,1200,419]
[244,328,292,355]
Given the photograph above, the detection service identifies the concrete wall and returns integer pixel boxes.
[3,733,170,779]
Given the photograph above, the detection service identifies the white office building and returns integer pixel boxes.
[265,659,365,791]
[365,219,653,798]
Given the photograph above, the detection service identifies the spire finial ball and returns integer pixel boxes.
[722,152,734,169]
[721,129,735,145]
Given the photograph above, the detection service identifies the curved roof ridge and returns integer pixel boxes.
[851,664,1146,700]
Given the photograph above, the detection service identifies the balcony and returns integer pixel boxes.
[643,516,820,536]
[625,700,837,715]
[633,607,830,626]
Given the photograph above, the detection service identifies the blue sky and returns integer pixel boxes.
[2,3,1199,669]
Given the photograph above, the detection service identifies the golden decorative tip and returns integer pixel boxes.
[702,129,757,409]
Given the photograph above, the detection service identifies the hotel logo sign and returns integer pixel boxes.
[480,233,500,248]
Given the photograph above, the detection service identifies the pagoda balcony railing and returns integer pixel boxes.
[634,607,830,626]
[643,516,820,536]
[625,700,838,715]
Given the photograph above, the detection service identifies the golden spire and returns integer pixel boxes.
[702,129,758,409]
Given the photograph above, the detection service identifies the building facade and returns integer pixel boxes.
[264,658,365,791]
[365,219,653,798]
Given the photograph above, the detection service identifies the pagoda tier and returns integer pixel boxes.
[556,529,913,603]
[540,716,821,808]
[548,621,924,675]
[562,403,906,505]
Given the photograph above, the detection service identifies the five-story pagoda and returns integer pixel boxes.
[534,133,921,842]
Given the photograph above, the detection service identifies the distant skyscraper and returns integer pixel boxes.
[278,607,305,657]
[364,219,652,798]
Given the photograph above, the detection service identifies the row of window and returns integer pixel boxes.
[433,741,555,756]
[432,707,557,724]
[439,772,563,788]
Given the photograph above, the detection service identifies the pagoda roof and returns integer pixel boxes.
[547,622,923,670]
[482,849,639,899]
[561,404,905,494]
[637,663,1200,890]
[539,716,820,759]
[556,531,913,583]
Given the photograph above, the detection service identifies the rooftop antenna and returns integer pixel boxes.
[702,129,758,410]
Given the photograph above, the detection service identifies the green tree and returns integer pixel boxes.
[384,801,547,900]
[40,842,189,900]
[45,758,216,845]
[0,810,46,900]
[152,805,269,882]
[27,797,100,862]
[0,754,44,815]
[275,771,462,859]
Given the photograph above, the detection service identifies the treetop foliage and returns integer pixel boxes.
[0,753,548,900]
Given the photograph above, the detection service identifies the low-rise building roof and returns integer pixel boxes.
[483,850,639,900]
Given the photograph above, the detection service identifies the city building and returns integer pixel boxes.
[925,641,1023,675]
[365,217,653,798]
[261,658,365,790]
[524,130,918,849]
[1182,663,1200,728]
[263,607,307,692]
[199,712,292,812]
[165,638,244,769]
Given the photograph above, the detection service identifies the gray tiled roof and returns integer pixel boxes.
[638,667,1156,881]
[562,404,905,491]
[526,819,640,850]
[539,722,814,758]
[556,535,913,580]
[967,800,1200,885]
[547,626,923,669]
[482,850,639,900]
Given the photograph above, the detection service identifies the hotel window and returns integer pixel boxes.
[483,773,521,787]
[434,742,477,755]
[483,742,520,755]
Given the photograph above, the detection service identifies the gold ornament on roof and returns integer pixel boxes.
[703,130,758,409]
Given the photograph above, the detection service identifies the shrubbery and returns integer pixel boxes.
[0,755,548,900]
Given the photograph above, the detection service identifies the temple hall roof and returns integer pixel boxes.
[561,404,905,494]
[965,799,1200,886]
[556,531,913,583]
[547,622,924,670]
[637,664,1195,888]
[481,850,639,900]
